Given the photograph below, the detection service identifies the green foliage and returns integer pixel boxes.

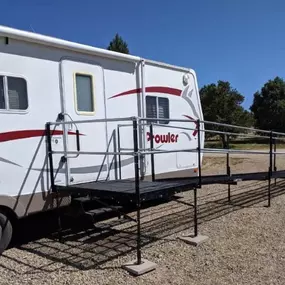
[107,33,129,54]
[250,77,285,132]
[200,80,254,147]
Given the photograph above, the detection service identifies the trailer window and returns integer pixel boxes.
[146,96,169,124]
[0,76,28,111]
[7,77,28,110]
[75,74,94,114]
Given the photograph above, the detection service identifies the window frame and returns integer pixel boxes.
[74,72,96,116]
[0,73,29,114]
[145,95,170,125]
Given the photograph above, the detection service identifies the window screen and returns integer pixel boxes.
[7,77,28,110]
[75,74,94,113]
[0,76,28,111]
[0,76,4,109]
[158,97,169,124]
[146,96,169,124]
[146,96,157,122]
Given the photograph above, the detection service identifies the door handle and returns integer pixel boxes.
[76,130,80,151]
[68,123,73,131]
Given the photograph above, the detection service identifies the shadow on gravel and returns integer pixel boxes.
[1,180,285,274]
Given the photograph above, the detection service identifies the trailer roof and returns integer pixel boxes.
[0,25,191,72]
[0,25,141,63]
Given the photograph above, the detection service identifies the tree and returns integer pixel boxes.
[250,77,285,132]
[200,81,254,147]
[107,33,129,54]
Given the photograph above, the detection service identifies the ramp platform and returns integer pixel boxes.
[57,170,285,202]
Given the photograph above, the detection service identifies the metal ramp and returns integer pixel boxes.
[45,116,285,273]
[57,170,285,202]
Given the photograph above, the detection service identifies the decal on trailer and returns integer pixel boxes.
[147,132,179,144]
[110,85,200,137]
[108,86,182,99]
[0,128,133,173]
[0,129,83,169]
[0,129,82,143]
[110,85,201,152]
[109,85,200,123]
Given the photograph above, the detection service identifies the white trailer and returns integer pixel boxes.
[0,25,204,252]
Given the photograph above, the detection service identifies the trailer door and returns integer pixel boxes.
[61,60,108,184]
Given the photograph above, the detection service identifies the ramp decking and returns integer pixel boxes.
[57,170,285,202]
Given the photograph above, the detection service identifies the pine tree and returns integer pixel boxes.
[107,33,129,54]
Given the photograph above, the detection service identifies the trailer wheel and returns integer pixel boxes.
[0,212,13,254]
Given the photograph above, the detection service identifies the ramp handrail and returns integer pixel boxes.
[46,115,285,269]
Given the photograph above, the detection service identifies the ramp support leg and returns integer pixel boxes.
[134,120,142,266]
[194,187,198,237]
[178,187,208,246]
[274,138,277,186]
[226,135,231,204]
[178,120,208,246]
[122,118,156,276]
[46,122,62,242]
[268,178,271,208]
[268,131,273,207]
[228,184,231,203]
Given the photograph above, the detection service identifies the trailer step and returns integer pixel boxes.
[84,206,123,223]
[72,196,91,204]
[85,206,122,216]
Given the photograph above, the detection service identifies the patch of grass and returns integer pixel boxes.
[230,144,270,150]
[204,141,223,149]
[202,157,247,168]
[205,141,285,150]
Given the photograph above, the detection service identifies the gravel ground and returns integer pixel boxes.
[1,154,285,285]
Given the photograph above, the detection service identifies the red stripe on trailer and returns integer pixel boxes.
[0,130,80,143]
[109,86,182,99]
[184,115,198,136]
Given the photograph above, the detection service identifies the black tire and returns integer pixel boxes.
[0,212,13,254]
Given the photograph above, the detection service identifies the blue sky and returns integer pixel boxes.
[1,0,285,109]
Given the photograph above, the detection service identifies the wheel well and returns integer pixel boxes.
[0,206,18,226]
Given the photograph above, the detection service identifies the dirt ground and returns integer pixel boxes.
[0,154,285,285]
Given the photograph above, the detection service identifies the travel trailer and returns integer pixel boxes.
[0,25,204,253]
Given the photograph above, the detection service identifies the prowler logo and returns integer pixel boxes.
[146,132,179,144]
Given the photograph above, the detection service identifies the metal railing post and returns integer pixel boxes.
[133,118,142,265]
[46,123,62,241]
[274,138,277,186]
[150,124,155,182]
[46,123,56,193]
[193,187,198,237]
[268,131,273,207]
[197,120,202,187]
[226,134,231,203]
[117,126,122,180]
[193,120,201,238]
